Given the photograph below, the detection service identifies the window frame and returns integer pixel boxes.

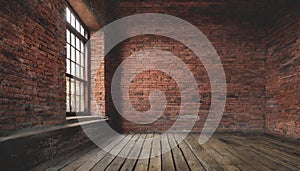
[65,5,90,116]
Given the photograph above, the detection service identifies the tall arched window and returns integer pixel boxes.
[65,7,89,115]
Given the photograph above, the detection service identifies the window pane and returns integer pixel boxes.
[66,30,70,43]
[80,25,84,36]
[66,8,70,23]
[71,46,75,61]
[81,42,84,52]
[66,44,70,59]
[66,59,70,74]
[71,13,75,28]
[76,37,80,50]
[81,66,84,80]
[71,62,76,76]
[80,53,85,67]
[76,19,80,33]
[71,79,75,95]
[76,64,80,78]
[66,77,70,112]
[67,44,71,59]
[71,94,75,112]
[76,81,80,95]
[81,83,84,96]
[71,33,75,47]
[76,50,80,64]
[81,96,85,112]
[76,95,80,112]
[66,96,70,112]
[66,77,70,94]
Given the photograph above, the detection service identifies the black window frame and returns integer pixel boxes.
[65,5,90,116]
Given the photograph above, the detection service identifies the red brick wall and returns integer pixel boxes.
[90,32,106,116]
[265,2,300,138]
[106,1,268,133]
[0,0,67,132]
[0,0,112,133]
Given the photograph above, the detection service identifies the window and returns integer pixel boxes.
[66,7,89,115]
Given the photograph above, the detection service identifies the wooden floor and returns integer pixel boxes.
[34,133,300,171]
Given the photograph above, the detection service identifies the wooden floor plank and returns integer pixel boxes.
[256,134,300,153]
[34,133,300,171]
[217,134,294,170]
[76,135,126,171]
[161,134,175,171]
[212,135,271,170]
[245,138,300,167]
[184,134,223,171]
[244,134,300,160]
[91,134,134,171]
[191,134,240,171]
[119,134,146,171]
[134,134,153,171]
[61,147,101,171]
[148,134,162,171]
[174,133,205,171]
[226,134,300,170]
[106,134,142,171]
[167,133,190,171]
[205,136,255,171]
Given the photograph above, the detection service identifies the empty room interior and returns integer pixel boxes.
[0,0,299,170]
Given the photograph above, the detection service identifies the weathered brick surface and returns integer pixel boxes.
[90,32,106,116]
[265,2,300,138]
[105,0,268,133]
[0,0,110,132]
[0,0,67,131]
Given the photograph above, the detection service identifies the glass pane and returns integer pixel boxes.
[66,30,70,43]
[71,46,75,61]
[66,44,70,59]
[71,34,75,47]
[76,37,80,50]
[66,77,70,94]
[66,59,70,74]
[71,79,75,94]
[66,8,70,23]
[75,19,77,31]
[76,81,80,95]
[81,83,84,96]
[76,19,80,33]
[71,62,76,76]
[76,50,80,64]
[66,77,70,112]
[81,66,84,80]
[80,25,84,36]
[76,95,80,112]
[76,64,80,78]
[81,53,85,67]
[81,96,85,112]
[71,94,75,112]
[71,13,75,28]
[66,94,70,112]
[81,42,84,52]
